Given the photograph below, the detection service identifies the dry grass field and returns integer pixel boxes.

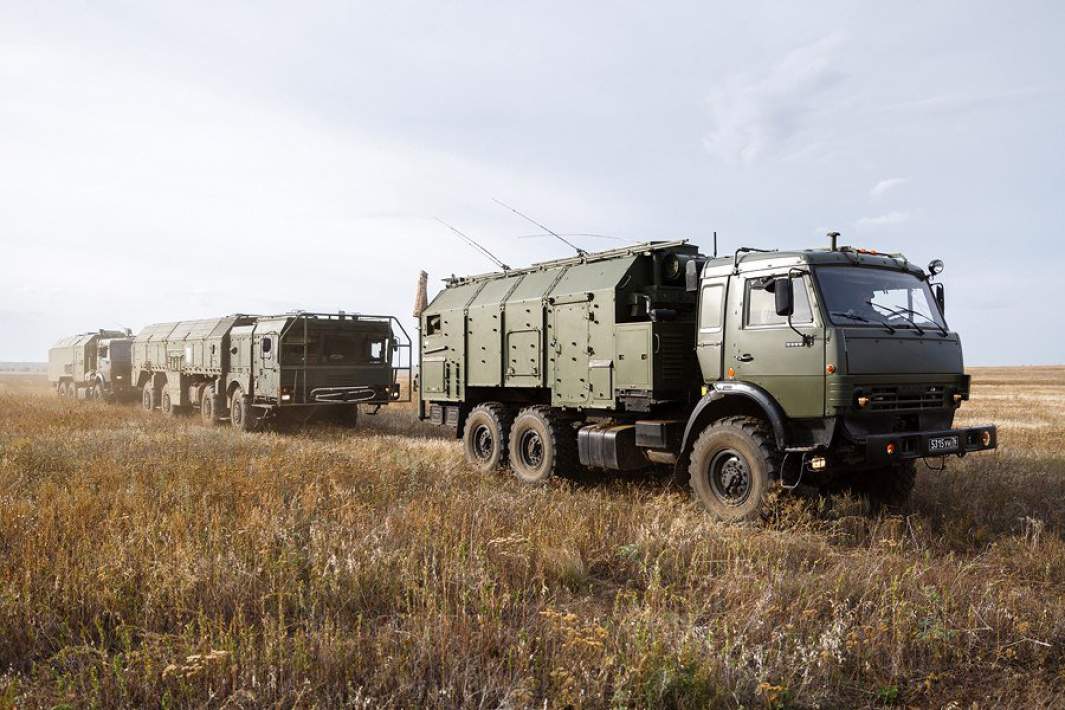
[1,368,1063,708]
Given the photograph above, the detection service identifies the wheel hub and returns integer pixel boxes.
[472,424,494,461]
[519,429,544,469]
[709,450,752,505]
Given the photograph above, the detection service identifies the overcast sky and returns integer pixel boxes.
[2,1,1062,364]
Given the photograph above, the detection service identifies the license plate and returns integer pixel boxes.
[928,435,959,453]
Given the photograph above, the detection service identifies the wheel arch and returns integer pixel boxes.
[674,383,789,481]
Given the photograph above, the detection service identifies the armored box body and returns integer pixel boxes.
[49,330,129,386]
[419,241,701,414]
[132,312,402,412]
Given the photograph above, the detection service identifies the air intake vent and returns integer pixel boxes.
[867,385,946,411]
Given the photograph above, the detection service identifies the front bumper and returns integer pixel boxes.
[865,424,997,465]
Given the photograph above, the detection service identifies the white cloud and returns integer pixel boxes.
[855,211,911,228]
[702,34,848,165]
[869,177,908,200]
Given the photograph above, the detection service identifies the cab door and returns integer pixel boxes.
[696,277,728,382]
[255,332,278,399]
[725,271,825,418]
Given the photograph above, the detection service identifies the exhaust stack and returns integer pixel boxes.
[413,270,429,318]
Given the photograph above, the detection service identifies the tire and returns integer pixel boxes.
[141,384,156,411]
[160,389,177,417]
[507,406,579,484]
[463,403,513,473]
[688,416,780,523]
[200,387,221,426]
[230,387,259,432]
[846,461,917,512]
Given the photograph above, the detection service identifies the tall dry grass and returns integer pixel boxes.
[0,369,1063,707]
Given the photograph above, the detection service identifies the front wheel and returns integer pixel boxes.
[688,416,779,522]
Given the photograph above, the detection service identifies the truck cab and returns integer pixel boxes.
[680,244,995,519]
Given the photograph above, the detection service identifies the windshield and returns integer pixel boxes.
[281,329,389,365]
[815,266,946,330]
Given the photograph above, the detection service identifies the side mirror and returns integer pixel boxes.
[773,277,794,317]
[931,282,945,314]
[685,258,701,293]
[928,259,944,276]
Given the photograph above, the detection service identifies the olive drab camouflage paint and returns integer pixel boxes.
[419,239,998,520]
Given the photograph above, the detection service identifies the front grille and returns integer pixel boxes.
[867,385,946,411]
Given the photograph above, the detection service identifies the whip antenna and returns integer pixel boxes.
[435,219,511,271]
[492,198,587,256]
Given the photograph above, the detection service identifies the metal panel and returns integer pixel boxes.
[615,323,652,389]
[551,301,590,405]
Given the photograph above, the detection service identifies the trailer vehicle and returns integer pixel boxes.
[48,329,136,402]
[132,312,410,430]
[417,237,997,520]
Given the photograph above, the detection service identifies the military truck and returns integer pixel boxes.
[417,238,997,520]
[132,312,409,430]
[48,329,136,402]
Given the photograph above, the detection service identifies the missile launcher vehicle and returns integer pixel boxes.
[417,237,997,520]
[48,329,136,402]
[131,312,410,430]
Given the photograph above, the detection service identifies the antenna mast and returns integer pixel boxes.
[435,219,511,271]
[492,198,587,256]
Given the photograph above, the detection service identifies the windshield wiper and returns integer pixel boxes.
[866,301,948,337]
[830,310,896,334]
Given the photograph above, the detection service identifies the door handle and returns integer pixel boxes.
[736,353,754,362]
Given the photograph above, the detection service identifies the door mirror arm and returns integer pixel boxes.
[780,270,814,346]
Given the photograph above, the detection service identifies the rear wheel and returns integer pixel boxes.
[142,383,156,411]
[200,387,221,426]
[160,390,176,416]
[230,387,259,432]
[463,403,513,473]
[688,416,779,523]
[508,406,579,484]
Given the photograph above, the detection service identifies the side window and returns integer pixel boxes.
[699,284,724,330]
[369,340,384,362]
[262,337,273,357]
[746,276,813,327]
[99,346,109,359]
[425,314,441,335]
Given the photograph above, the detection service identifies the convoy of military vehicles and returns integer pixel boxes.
[50,312,410,430]
[47,232,997,520]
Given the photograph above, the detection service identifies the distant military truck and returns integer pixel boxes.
[132,312,410,430]
[418,238,997,520]
[48,329,136,401]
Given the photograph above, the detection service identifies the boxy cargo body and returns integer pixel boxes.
[420,241,701,422]
[132,312,408,429]
[419,240,997,520]
[48,330,135,401]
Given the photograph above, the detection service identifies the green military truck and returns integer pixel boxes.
[132,312,409,430]
[48,329,136,402]
[417,238,997,520]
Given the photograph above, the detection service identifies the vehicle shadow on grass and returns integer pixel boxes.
[565,453,1065,552]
